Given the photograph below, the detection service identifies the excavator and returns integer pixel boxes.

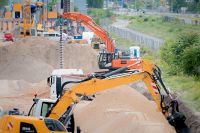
[62,12,141,70]
[0,60,189,133]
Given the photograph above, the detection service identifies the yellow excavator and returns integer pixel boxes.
[0,60,189,133]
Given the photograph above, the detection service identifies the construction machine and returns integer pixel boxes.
[0,115,67,133]
[20,0,44,36]
[0,60,189,133]
[28,69,84,118]
[3,32,14,42]
[44,60,189,133]
[21,0,32,36]
[62,12,142,70]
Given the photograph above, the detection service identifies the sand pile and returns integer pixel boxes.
[74,85,176,133]
[0,37,99,112]
[0,37,99,83]
[0,80,49,111]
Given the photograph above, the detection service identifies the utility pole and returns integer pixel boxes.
[171,0,173,13]
[59,16,64,69]
[144,0,147,9]
[106,0,108,8]
[46,0,48,31]
[135,0,136,10]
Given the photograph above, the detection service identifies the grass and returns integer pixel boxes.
[157,61,200,111]
[110,32,200,111]
[88,8,113,25]
[120,15,200,40]
[110,33,136,49]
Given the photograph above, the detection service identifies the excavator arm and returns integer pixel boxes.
[48,72,161,118]
[46,60,188,132]
[62,12,115,53]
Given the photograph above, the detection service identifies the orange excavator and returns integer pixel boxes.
[62,12,141,70]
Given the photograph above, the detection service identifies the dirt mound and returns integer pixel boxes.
[0,80,50,111]
[0,80,33,96]
[0,37,99,112]
[74,85,176,133]
[0,56,54,83]
[0,37,99,83]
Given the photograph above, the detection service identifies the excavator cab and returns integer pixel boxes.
[98,52,116,69]
[99,46,141,70]
[112,47,142,70]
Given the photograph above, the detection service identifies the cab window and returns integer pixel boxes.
[44,34,49,37]
[49,34,56,37]
[44,119,66,131]
[40,102,54,117]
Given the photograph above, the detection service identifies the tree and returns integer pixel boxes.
[161,32,200,76]
[181,45,200,76]
[87,0,104,8]
[0,0,8,9]
[169,0,200,13]
[134,0,144,9]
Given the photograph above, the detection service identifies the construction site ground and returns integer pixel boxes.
[0,37,199,133]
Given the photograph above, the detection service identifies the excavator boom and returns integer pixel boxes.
[63,12,115,53]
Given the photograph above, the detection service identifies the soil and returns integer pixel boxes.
[0,37,99,112]
[74,85,176,133]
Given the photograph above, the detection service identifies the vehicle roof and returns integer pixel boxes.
[52,69,84,76]
[38,98,56,102]
[43,32,60,34]
[129,46,140,49]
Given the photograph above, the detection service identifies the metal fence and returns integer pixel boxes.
[106,26,164,51]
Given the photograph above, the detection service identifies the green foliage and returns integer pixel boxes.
[74,6,79,12]
[0,0,8,9]
[94,18,100,25]
[134,0,144,9]
[125,15,200,40]
[87,0,104,8]
[48,0,58,11]
[123,3,128,8]
[88,8,113,24]
[187,0,200,13]
[88,8,113,18]
[161,32,200,76]
[181,45,200,76]
[170,0,200,13]
[143,17,148,22]
[111,30,200,111]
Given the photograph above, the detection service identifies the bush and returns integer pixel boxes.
[94,18,100,25]
[168,28,174,32]
[181,45,200,76]
[88,8,113,18]
[87,8,113,24]
[128,16,136,20]
[144,18,148,22]
[161,32,200,76]
[161,40,180,74]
